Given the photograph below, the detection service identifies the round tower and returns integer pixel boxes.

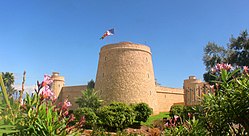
[95,42,158,112]
[51,72,65,99]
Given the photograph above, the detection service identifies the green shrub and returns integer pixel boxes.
[132,103,153,123]
[164,117,207,136]
[194,64,249,135]
[97,102,135,131]
[169,104,184,118]
[74,107,98,129]
[0,74,84,135]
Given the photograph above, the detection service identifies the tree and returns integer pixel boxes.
[75,88,102,111]
[1,72,16,97]
[87,79,95,89]
[203,30,249,83]
[228,30,249,66]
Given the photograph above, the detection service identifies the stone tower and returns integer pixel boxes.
[183,76,205,105]
[95,42,158,112]
[51,72,65,98]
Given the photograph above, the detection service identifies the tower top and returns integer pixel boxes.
[100,42,151,54]
[51,72,64,81]
[52,72,60,76]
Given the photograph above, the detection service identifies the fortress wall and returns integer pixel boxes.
[95,42,158,113]
[156,86,184,112]
[60,85,87,110]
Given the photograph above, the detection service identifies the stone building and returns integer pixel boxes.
[183,76,210,106]
[52,42,184,114]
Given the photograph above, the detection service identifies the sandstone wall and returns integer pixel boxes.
[95,42,158,113]
[59,85,87,110]
[155,86,184,112]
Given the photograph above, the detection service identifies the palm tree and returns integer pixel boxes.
[1,72,16,97]
[75,88,102,111]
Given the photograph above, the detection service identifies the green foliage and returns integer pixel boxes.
[164,117,207,136]
[228,30,249,66]
[203,30,249,83]
[169,105,184,118]
[0,104,19,135]
[203,42,227,71]
[0,74,84,135]
[196,67,249,135]
[1,72,16,97]
[132,103,153,123]
[0,74,11,110]
[74,107,98,129]
[75,88,102,111]
[97,102,135,131]
[87,79,95,89]
[142,112,169,126]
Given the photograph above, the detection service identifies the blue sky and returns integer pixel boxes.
[1,0,249,90]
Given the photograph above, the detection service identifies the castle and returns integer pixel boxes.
[52,42,205,114]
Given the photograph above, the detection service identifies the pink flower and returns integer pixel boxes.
[42,74,53,87]
[165,122,169,127]
[174,115,179,122]
[243,66,248,73]
[64,99,72,107]
[68,114,75,122]
[188,113,191,117]
[60,99,72,111]
[210,85,215,93]
[63,111,69,116]
[41,86,54,99]
[215,63,232,71]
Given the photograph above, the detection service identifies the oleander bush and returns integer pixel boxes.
[164,64,249,135]
[0,74,85,135]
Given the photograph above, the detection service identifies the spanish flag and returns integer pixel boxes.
[100,28,114,40]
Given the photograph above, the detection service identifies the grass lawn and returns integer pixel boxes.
[142,112,170,126]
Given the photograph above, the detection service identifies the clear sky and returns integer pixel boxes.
[1,0,249,91]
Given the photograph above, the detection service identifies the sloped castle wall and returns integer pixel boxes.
[95,42,158,113]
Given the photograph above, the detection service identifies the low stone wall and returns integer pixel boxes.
[155,86,184,112]
[58,85,87,110]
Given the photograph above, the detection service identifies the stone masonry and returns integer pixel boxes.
[95,42,158,113]
[52,42,185,114]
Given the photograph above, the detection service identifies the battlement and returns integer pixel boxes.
[51,72,65,81]
[100,42,152,54]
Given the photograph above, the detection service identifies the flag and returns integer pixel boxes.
[100,28,114,40]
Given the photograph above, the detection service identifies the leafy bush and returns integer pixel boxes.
[169,104,184,118]
[132,103,153,123]
[164,117,207,136]
[97,102,135,131]
[74,107,98,129]
[0,74,85,135]
[195,64,249,135]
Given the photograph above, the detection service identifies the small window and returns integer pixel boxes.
[103,73,104,77]
[146,57,148,62]
[147,73,150,78]
[105,57,107,61]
